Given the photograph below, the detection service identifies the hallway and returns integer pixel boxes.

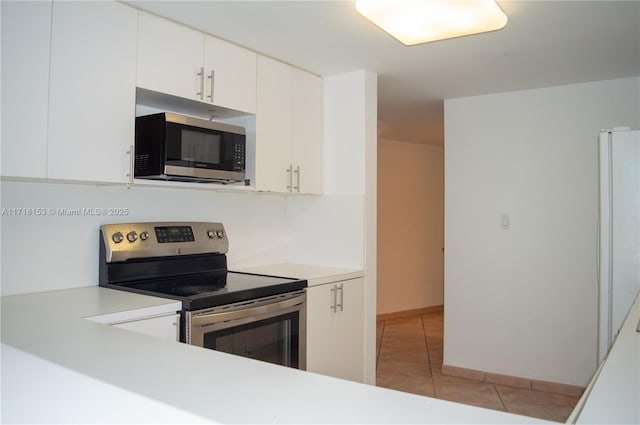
[376,310,582,422]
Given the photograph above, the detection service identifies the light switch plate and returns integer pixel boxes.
[500,214,510,229]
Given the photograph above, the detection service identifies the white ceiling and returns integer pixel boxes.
[127,0,640,144]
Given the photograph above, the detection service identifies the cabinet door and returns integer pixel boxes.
[113,314,179,342]
[291,69,323,194]
[306,278,365,382]
[137,12,204,101]
[306,283,334,374]
[204,35,257,114]
[47,1,137,182]
[255,55,293,192]
[334,278,365,381]
[1,1,51,178]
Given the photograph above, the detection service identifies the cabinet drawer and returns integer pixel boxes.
[112,314,179,342]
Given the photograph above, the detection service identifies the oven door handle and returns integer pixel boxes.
[190,294,305,328]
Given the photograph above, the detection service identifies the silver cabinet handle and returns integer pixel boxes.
[293,166,300,192]
[330,285,337,313]
[197,66,205,100]
[126,144,134,184]
[207,69,215,102]
[336,283,344,312]
[286,166,293,192]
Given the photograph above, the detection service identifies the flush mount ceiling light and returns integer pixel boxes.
[355,0,508,46]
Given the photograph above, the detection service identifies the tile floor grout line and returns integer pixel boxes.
[493,384,508,412]
[375,320,385,368]
[421,314,438,397]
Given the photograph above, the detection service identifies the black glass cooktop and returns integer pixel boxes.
[104,271,307,310]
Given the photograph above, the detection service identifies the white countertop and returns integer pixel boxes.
[235,263,364,286]
[1,284,546,424]
[571,292,640,424]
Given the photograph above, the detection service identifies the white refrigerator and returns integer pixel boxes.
[598,128,640,363]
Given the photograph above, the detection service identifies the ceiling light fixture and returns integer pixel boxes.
[355,0,508,46]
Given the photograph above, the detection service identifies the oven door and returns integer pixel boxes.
[185,291,306,370]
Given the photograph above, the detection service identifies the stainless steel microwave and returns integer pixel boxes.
[134,113,246,183]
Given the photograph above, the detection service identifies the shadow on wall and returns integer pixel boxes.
[378,100,444,146]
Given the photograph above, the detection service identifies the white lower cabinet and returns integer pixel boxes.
[112,314,179,342]
[306,277,365,382]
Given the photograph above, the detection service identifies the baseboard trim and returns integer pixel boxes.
[377,305,444,322]
[442,364,584,397]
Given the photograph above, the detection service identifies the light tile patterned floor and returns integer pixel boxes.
[376,312,581,422]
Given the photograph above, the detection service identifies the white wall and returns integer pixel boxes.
[0,181,287,295]
[286,194,364,269]
[377,139,444,315]
[443,76,640,386]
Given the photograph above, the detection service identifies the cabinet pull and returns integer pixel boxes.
[330,285,338,313]
[207,69,215,102]
[336,283,344,312]
[126,144,134,184]
[293,166,300,192]
[286,166,293,192]
[197,66,205,100]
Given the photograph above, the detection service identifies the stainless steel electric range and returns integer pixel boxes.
[99,221,306,369]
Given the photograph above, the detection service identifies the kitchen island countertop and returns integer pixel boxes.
[1,285,546,424]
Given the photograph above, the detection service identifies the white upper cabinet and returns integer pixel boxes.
[255,56,293,192]
[291,69,323,194]
[256,55,323,194]
[137,12,257,114]
[203,35,257,114]
[47,1,137,182]
[137,12,204,103]
[1,1,51,178]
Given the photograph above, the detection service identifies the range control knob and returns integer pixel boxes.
[216,230,225,239]
[139,231,149,241]
[112,232,124,244]
[126,231,138,243]
[207,230,216,239]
